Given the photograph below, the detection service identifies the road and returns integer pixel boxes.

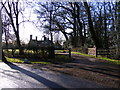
[0,62,107,89]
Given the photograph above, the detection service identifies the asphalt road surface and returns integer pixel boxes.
[0,62,107,89]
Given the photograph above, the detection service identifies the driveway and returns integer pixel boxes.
[25,54,120,88]
[0,62,107,89]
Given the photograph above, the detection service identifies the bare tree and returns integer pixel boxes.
[1,0,33,54]
[0,7,7,62]
[84,2,103,48]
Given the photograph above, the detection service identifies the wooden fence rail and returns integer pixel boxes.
[3,47,71,58]
[88,48,117,58]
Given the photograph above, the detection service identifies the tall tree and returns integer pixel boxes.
[35,1,119,51]
[84,2,103,48]
[1,0,30,54]
[0,7,7,62]
[1,1,22,54]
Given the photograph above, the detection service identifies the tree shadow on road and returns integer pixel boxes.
[71,55,120,78]
[5,62,68,89]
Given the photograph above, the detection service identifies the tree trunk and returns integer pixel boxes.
[104,2,108,49]
[75,2,84,47]
[2,51,7,62]
[15,32,23,55]
[73,3,77,47]
[2,1,23,55]
[84,2,103,48]
[62,31,69,41]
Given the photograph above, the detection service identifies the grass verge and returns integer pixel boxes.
[72,52,120,65]
[48,55,72,64]
[6,57,24,63]
[6,57,51,64]
[5,55,72,64]
[31,61,51,64]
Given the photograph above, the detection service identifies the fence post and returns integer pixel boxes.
[12,48,14,57]
[69,48,71,58]
[42,48,44,57]
[0,9,2,60]
[48,47,55,58]
[95,47,97,57]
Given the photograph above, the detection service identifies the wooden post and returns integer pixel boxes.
[12,49,14,57]
[0,8,2,60]
[49,47,55,58]
[42,48,44,57]
[69,48,71,58]
[95,47,97,57]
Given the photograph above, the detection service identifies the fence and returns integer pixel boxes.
[88,48,118,59]
[72,47,119,59]
[72,48,88,54]
[3,47,54,58]
[88,48,97,57]
[3,47,71,58]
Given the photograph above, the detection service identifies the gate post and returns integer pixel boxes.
[48,47,55,58]
[95,47,97,57]
[69,48,71,58]
[0,9,2,60]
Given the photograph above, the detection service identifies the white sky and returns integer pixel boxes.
[19,10,66,44]
[18,0,118,44]
[1,0,72,44]
[18,1,68,44]
[18,1,47,43]
[19,10,66,43]
[2,0,119,45]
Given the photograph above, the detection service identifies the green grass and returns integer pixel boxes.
[72,52,120,65]
[4,51,120,65]
[6,57,24,63]
[31,61,51,64]
[72,52,95,57]
[55,50,69,54]
[46,55,72,64]
[55,55,72,62]
[5,55,70,64]
[3,49,72,64]
[97,56,120,65]
[6,57,51,64]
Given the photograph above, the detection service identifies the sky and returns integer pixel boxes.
[19,10,66,43]
[18,0,118,43]
[1,0,48,44]
[19,12,42,43]
[5,1,63,44]
[1,0,68,44]
[3,0,118,44]
[18,1,67,44]
[18,2,43,43]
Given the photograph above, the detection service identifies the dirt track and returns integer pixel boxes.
[17,54,120,88]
